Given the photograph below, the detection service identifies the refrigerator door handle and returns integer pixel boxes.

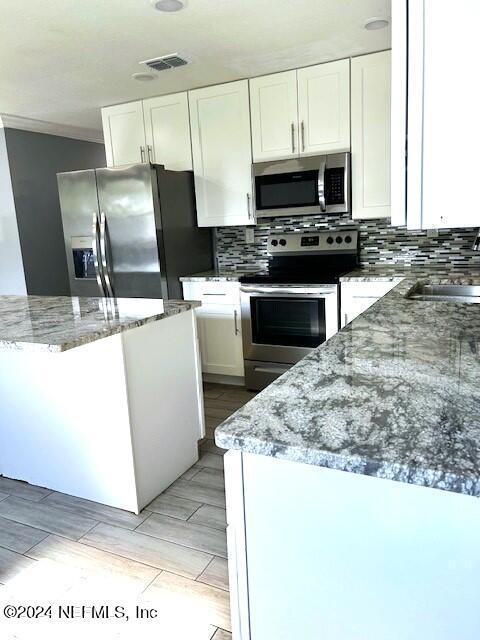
[99,211,115,298]
[91,212,107,297]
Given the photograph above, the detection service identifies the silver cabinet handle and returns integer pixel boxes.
[247,193,252,220]
[204,292,226,296]
[140,146,146,162]
[147,145,153,163]
[99,211,114,298]
[301,120,305,152]
[91,212,107,297]
[291,122,295,153]
[317,157,326,212]
[234,309,239,335]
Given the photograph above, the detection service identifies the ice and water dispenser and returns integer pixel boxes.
[71,237,95,280]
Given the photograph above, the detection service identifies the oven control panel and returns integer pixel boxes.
[268,229,358,255]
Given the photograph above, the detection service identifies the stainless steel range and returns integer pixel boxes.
[240,228,359,391]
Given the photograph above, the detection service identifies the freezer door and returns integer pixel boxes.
[57,169,106,298]
[95,164,166,299]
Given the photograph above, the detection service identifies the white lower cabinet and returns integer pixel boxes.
[341,280,400,327]
[225,450,480,640]
[182,282,244,378]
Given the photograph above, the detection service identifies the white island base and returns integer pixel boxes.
[225,451,480,640]
[0,310,204,514]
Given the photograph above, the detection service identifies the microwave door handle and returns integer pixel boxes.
[318,158,327,212]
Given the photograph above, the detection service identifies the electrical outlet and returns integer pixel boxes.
[427,228,439,238]
[245,228,255,244]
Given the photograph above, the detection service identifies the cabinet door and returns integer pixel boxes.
[189,80,254,227]
[351,51,391,220]
[250,71,299,162]
[342,297,378,327]
[196,305,244,377]
[101,102,146,167]
[143,92,193,171]
[297,59,350,155]
[420,0,480,229]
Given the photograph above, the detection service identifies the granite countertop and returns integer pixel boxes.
[0,295,200,353]
[215,268,480,497]
[180,269,256,282]
[339,264,479,281]
[181,264,477,283]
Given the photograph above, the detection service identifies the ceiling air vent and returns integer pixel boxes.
[140,53,188,72]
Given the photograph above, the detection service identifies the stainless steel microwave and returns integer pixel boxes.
[253,152,350,218]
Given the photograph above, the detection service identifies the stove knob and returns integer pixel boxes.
[271,239,278,246]
[335,236,343,244]
[279,239,287,246]
[326,236,334,245]
[345,235,352,244]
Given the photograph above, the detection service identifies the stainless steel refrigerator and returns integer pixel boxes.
[57,163,213,299]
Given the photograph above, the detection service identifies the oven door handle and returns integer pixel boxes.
[318,158,327,212]
[240,286,336,295]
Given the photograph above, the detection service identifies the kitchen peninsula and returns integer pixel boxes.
[0,295,204,514]
[217,272,480,640]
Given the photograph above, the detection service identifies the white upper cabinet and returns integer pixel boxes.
[189,80,254,227]
[143,92,192,171]
[420,0,479,229]
[400,0,480,229]
[102,101,146,167]
[297,59,350,155]
[250,70,299,162]
[351,51,391,220]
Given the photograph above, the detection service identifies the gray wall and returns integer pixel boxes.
[4,128,105,296]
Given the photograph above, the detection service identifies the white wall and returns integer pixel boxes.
[0,122,26,294]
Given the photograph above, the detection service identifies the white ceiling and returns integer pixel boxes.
[0,0,391,139]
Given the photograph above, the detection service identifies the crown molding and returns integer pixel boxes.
[0,114,104,144]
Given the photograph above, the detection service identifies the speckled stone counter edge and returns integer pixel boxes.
[0,300,201,354]
[215,271,480,497]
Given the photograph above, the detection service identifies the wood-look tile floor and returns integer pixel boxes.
[0,383,256,640]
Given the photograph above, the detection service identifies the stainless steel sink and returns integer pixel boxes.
[407,283,480,303]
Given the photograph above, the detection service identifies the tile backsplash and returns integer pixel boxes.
[215,213,480,272]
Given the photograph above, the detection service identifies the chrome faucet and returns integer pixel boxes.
[472,229,480,251]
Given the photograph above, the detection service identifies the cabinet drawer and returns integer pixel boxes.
[183,281,240,306]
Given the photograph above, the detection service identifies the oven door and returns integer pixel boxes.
[240,285,339,364]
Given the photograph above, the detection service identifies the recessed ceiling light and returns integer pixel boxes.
[150,0,184,11]
[364,17,390,30]
[132,72,156,82]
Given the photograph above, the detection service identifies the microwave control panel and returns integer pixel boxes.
[325,168,345,205]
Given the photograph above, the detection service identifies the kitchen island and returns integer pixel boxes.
[0,295,204,514]
[216,270,480,640]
